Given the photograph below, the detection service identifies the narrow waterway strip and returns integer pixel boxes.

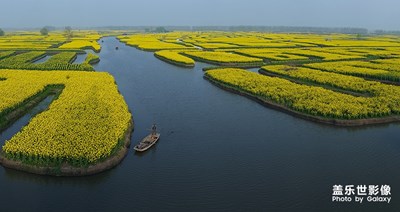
[32,55,52,64]
[72,53,87,64]
[0,95,55,145]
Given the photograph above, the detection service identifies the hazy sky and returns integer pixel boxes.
[1,0,399,30]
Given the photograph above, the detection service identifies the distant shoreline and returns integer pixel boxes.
[4,25,400,34]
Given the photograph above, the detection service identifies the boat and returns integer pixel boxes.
[134,124,160,152]
[134,133,160,152]
[115,46,119,50]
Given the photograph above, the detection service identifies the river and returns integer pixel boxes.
[0,37,399,212]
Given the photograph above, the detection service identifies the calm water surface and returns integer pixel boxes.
[0,37,399,212]
[72,53,86,64]
[33,55,52,64]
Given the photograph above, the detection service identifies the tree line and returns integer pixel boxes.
[0,26,74,37]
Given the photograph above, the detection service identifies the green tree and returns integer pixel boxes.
[154,27,168,33]
[64,26,73,40]
[40,27,49,36]
[0,28,4,36]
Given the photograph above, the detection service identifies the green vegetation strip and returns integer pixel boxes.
[85,53,100,65]
[0,51,16,60]
[0,51,98,71]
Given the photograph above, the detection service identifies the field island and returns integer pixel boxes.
[0,31,132,176]
[118,31,400,126]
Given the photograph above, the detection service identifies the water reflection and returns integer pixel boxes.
[33,55,52,64]
[2,166,113,186]
[71,53,86,64]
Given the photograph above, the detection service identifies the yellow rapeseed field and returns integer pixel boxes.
[154,50,195,66]
[0,70,131,165]
[59,40,101,52]
[205,68,400,119]
[183,51,263,64]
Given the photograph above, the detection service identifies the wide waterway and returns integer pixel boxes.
[0,37,399,211]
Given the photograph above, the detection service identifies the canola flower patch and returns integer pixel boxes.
[59,40,101,52]
[232,49,310,61]
[305,61,400,82]
[261,65,379,94]
[154,50,195,66]
[183,51,263,65]
[0,70,131,166]
[0,33,66,50]
[205,68,400,119]
[119,32,400,67]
